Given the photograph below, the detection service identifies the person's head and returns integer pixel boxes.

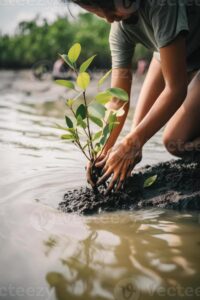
[68,0,140,23]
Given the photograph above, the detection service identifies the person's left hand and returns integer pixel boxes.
[95,134,143,194]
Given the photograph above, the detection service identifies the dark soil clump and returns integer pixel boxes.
[59,152,200,215]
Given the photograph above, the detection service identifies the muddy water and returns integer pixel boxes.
[0,71,199,300]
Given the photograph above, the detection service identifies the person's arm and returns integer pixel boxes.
[86,67,132,187]
[102,67,133,155]
[127,34,188,148]
[97,35,188,192]
[132,56,165,131]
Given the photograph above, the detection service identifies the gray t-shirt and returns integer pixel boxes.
[109,0,200,72]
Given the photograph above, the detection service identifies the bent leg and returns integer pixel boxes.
[163,70,200,157]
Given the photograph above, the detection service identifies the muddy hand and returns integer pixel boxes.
[86,154,107,188]
[86,161,95,188]
[96,140,143,194]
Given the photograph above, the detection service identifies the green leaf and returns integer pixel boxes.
[116,107,125,117]
[98,69,112,87]
[68,43,81,63]
[66,99,74,107]
[144,175,158,188]
[76,104,87,119]
[95,91,112,105]
[94,143,102,153]
[55,80,75,89]
[54,123,68,131]
[65,116,73,128]
[80,55,96,72]
[107,113,118,131]
[92,130,102,141]
[103,124,110,137]
[89,114,103,127]
[108,112,117,123]
[59,54,74,70]
[88,103,106,119]
[77,72,90,90]
[77,115,87,129]
[55,123,75,133]
[100,124,110,145]
[61,134,76,140]
[109,121,120,131]
[107,87,129,101]
[83,142,90,150]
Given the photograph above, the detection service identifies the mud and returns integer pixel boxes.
[59,152,200,215]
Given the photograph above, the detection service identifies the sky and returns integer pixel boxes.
[0,0,81,34]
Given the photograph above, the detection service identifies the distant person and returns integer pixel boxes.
[53,58,74,80]
[136,59,148,75]
[68,0,200,192]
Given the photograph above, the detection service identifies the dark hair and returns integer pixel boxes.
[64,0,140,24]
[66,0,115,10]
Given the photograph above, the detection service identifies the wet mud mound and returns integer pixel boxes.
[59,153,200,215]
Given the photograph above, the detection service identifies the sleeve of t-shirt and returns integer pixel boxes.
[149,0,189,48]
[109,22,135,68]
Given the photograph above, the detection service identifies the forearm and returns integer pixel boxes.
[103,67,132,153]
[129,36,188,149]
[128,86,187,147]
[132,57,165,131]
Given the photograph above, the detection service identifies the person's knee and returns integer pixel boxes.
[162,133,183,156]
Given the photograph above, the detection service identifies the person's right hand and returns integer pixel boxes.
[86,148,143,189]
[86,153,106,188]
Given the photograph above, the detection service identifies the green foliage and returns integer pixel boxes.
[68,43,81,63]
[89,115,103,128]
[80,55,96,72]
[95,91,112,105]
[0,14,111,69]
[0,13,152,69]
[88,103,106,119]
[77,72,90,90]
[107,88,129,101]
[98,69,112,87]
[56,80,75,89]
[65,116,73,128]
[144,175,157,188]
[59,54,75,70]
[56,43,130,162]
[76,104,87,119]
[61,134,76,140]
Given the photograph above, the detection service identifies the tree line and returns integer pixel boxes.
[0,13,152,70]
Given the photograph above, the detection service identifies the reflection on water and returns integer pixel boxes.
[0,71,199,300]
[41,211,200,300]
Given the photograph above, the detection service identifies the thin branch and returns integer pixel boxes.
[69,104,92,160]
[83,91,95,161]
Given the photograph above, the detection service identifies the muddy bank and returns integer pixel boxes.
[59,152,200,215]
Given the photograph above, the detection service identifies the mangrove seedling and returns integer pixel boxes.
[55,43,129,191]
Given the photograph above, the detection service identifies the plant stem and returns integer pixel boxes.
[70,105,92,159]
[74,136,90,161]
[94,118,111,164]
[72,63,93,160]
[83,91,95,161]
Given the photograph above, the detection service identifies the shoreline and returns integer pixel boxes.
[59,152,200,215]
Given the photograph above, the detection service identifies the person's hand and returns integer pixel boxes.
[95,135,143,194]
[86,153,106,188]
[86,160,95,188]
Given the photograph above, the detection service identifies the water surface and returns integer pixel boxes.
[0,71,199,300]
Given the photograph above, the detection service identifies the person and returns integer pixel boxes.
[68,0,200,193]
